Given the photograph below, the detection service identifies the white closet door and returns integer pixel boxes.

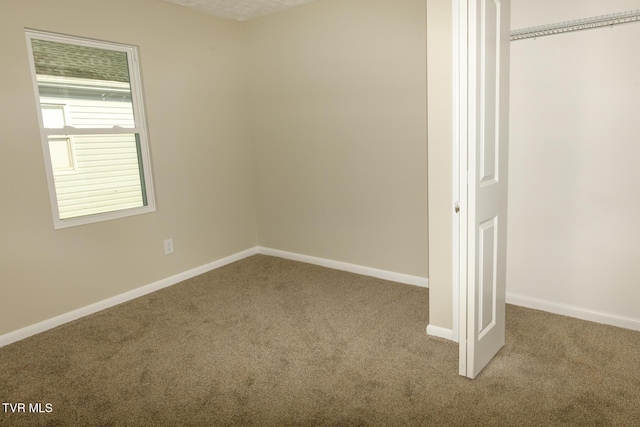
[458,0,511,379]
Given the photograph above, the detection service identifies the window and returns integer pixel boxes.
[25,30,155,229]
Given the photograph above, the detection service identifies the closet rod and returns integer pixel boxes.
[510,9,640,41]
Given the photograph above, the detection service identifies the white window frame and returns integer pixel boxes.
[25,29,156,229]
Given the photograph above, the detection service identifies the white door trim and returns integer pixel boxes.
[454,0,470,376]
[452,0,462,345]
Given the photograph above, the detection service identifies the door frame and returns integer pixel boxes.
[452,0,468,373]
[451,0,465,347]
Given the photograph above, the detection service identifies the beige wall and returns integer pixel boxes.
[508,0,640,324]
[246,0,429,277]
[0,0,257,336]
[0,0,435,339]
[426,0,453,331]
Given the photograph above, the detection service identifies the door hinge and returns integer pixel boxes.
[455,201,460,213]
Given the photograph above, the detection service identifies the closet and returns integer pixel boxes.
[506,1,640,330]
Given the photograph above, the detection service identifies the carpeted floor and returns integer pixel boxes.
[1,255,639,426]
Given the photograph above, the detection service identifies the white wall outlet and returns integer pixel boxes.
[163,238,174,255]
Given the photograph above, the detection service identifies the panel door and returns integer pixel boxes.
[462,0,511,379]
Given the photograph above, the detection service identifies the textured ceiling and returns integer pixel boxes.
[159,0,321,21]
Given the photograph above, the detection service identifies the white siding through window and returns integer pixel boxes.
[40,92,144,219]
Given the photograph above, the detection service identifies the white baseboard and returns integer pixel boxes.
[426,324,455,341]
[1,246,429,348]
[507,292,640,332]
[257,246,429,288]
[0,247,259,348]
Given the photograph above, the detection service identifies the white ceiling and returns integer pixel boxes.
[159,0,321,21]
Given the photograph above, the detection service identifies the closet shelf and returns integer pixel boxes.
[511,9,640,41]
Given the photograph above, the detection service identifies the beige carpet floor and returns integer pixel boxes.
[1,254,639,426]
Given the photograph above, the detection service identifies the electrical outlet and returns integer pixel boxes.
[163,238,174,255]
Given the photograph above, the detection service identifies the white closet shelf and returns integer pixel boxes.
[511,9,640,41]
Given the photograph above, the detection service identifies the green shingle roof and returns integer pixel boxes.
[31,39,130,83]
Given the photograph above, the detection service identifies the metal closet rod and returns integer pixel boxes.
[510,9,640,41]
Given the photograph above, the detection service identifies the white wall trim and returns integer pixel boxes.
[507,292,640,332]
[426,324,455,341]
[257,247,429,288]
[1,246,429,348]
[451,0,461,346]
[0,247,259,348]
